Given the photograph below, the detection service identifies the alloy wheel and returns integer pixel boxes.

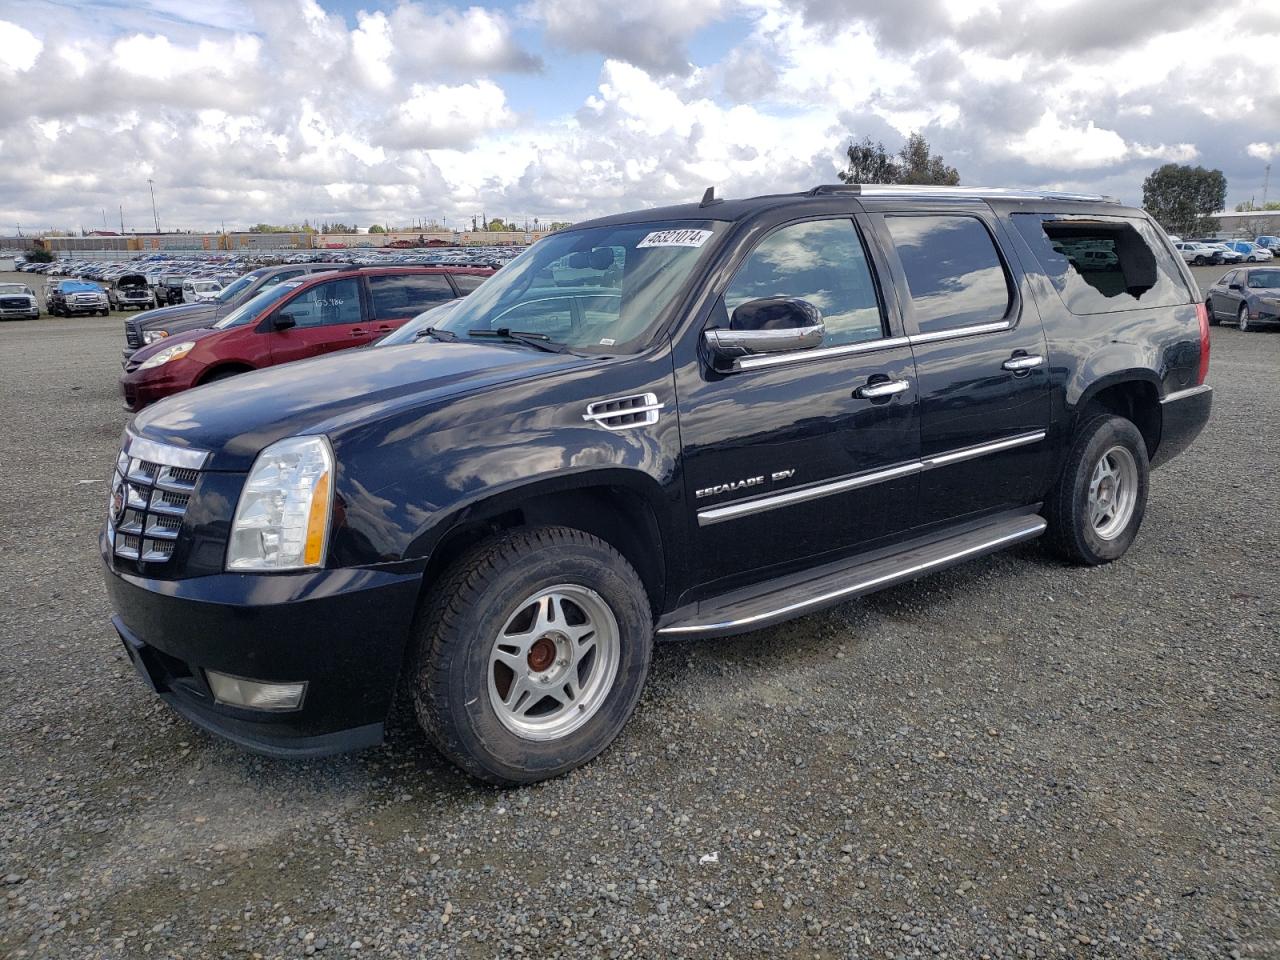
[1088,445,1138,541]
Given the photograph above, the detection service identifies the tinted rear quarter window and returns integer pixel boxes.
[1012,214,1190,314]
[453,274,487,293]
[883,215,1011,333]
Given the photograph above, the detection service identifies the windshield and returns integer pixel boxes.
[377,299,461,346]
[212,280,304,329]
[1247,270,1280,289]
[0,284,29,295]
[437,220,724,353]
[215,273,256,302]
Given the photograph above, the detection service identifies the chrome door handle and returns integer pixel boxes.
[1002,354,1044,371]
[854,378,910,399]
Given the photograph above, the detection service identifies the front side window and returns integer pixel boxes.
[1012,214,1190,314]
[279,277,362,327]
[438,219,724,354]
[369,274,454,316]
[884,214,1012,334]
[724,219,884,347]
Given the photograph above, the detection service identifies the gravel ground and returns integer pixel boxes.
[0,270,1276,959]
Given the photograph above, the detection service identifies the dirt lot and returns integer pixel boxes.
[0,270,1275,959]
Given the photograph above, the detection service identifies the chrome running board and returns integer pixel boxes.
[657,513,1046,639]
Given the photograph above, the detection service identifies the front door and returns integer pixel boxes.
[266,275,370,364]
[872,209,1051,527]
[675,216,921,599]
[1208,270,1240,321]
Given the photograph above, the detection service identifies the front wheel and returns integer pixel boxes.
[412,526,653,785]
[1205,300,1219,325]
[1044,414,1149,566]
[1238,304,1251,332]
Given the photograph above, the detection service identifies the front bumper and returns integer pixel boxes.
[103,534,423,757]
[119,363,200,411]
[1152,384,1212,469]
[0,307,38,320]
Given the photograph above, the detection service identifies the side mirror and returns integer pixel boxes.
[273,312,297,330]
[704,297,825,366]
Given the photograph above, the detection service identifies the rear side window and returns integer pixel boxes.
[1011,214,1190,314]
[453,274,487,293]
[884,215,1012,334]
[370,274,455,316]
[724,219,885,347]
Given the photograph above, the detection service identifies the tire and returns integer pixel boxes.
[1205,300,1219,326]
[1238,304,1251,332]
[411,525,653,785]
[1044,414,1149,566]
[1193,256,1205,265]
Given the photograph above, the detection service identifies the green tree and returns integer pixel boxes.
[896,132,960,185]
[26,246,54,263]
[837,131,959,186]
[487,218,508,231]
[1142,164,1227,236]
[837,137,900,185]
[368,224,386,233]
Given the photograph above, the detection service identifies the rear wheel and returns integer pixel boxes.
[1193,255,1206,265]
[1238,304,1251,332]
[1044,414,1149,565]
[1205,300,1218,325]
[411,526,653,785]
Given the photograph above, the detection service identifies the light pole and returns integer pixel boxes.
[148,179,160,234]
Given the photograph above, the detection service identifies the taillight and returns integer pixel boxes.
[1195,301,1210,385]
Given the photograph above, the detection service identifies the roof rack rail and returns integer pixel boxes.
[806,183,862,196]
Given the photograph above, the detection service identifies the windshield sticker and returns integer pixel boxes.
[636,229,713,249]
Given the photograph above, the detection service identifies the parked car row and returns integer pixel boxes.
[1172,238,1275,265]
[118,265,494,410]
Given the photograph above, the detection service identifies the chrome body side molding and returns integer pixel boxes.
[696,430,1046,526]
[1160,384,1212,405]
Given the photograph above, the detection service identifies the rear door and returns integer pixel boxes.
[265,275,370,365]
[871,207,1052,527]
[367,273,457,338]
[1209,270,1238,320]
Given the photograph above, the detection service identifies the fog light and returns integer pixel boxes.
[206,670,307,711]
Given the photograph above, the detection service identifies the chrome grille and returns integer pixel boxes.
[108,435,210,566]
[125,320,142,348]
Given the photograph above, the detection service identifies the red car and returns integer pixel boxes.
[119,267,491,411]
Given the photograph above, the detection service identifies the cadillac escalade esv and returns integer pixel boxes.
[103,186,1212,785]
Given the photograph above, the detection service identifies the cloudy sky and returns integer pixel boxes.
[1,0,1277,233]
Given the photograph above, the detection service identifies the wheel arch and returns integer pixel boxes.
[411,469,671,617]
[1074,374,1162,459]
[197,361,255,384]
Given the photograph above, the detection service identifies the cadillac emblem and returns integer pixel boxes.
[110,475,126,525]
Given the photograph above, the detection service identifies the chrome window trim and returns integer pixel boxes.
[696,430,1046,526]
[660,516,1047,635]
[906,320,1012,345]
[736,335,910,371]
[1160,384,1211,405]
[124,433,211,470]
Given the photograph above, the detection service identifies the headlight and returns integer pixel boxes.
[137,341,195,369]
[142,329,169,344]
[226,436,334,571]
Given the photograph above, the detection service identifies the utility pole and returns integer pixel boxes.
[1264,163,1272,208]
[148,179,160,233]
[119,205,124,234]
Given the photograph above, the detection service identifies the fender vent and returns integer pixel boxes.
[582,393,664,431]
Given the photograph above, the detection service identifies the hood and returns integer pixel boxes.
[136,301,219,333]
[117,273,148,288]
[132,341,593,471]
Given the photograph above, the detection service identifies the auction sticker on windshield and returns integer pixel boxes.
[636,229,713,249]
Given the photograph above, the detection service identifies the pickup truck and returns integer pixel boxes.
[103,185,1212,784]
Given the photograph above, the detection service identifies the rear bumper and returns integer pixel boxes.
[102,535,423,757]
[1153,384,1212,469]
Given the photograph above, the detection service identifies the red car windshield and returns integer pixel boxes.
[212,280,305,329]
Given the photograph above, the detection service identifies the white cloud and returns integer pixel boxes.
[0,20,41,72]
[381,80,516,150]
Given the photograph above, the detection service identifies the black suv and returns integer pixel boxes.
[122,263,348,360]
[103,186,1212,784]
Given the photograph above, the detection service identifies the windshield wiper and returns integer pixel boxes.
[467,328,567,354]
[413,326,461,342]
